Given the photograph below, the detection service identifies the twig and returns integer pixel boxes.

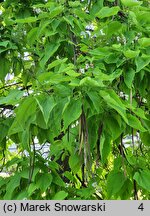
[28,138,36,185]
[0,82,22,90]
[96,123,103,165]
[120,133,127,177]
[133,179,138,200]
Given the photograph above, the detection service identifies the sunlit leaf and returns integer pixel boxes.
[35,95,56,125]
[96,6,120,18]
[52,191,68,200]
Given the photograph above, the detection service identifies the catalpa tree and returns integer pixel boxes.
[0,0,150,200]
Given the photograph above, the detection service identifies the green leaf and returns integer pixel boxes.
[28,183,37,196]
[79,77,103,87]
[69,153,81,174]
[27,27,38,45]
[0,177,8,188]
[36,173,52,192]
[65,70,80,77]
[16,17,38,23]
[105,115,123,140]
[91,0,104,15]
[87,91,102,113]
[36,110,47,129]
[132,107,147,120]
[4,174,21,199]
[127,114,146,132]
[20,167,39,181]
[100,89,128,123]
[0,58,10,81]
[47,58,68,70]
[53,173,66,187]
[121,0,142,7]
[77,187,95,199]
[0,41,9,47]
[137,12,150,24]
[35,95,56,125]
[63,98,82,130]
[100,133,111,163]
[16,190,28,200]
[8,97,37,135]
[21,129,30,151]
[118,179,133,199]
[89,47,110,58]
[94,68,122,82]
[124,68,135,89]
[68,1,81,7]
[49,6,64,19]
[0,118,12,143]
[138,38,150,47]
[123,50,140,58]
[133,170,150,191]
[135,55,150,73]
[140,132,150,146]
[96,6,120,18]
[107,171,126,198]
[0,89,23,105]
[32,2,55,8]
[40,43,60,68]
[37,72,70,84]
[107,21,122,36]
[52,191,68,200]
[63,171,75,182]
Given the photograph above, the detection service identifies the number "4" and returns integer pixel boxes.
[138,203,144,211]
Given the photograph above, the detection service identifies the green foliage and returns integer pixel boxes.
[0,0,150,200]
[107,171,126,198]
[133,170,150,191]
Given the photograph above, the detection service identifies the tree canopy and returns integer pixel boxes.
[0,0,150,200]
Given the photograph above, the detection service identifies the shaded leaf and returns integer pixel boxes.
[100,133,111,163]
[0,58,10,81]
[69,153,81,174]
[4,174,21,199]
[63,98,82,130]
[100,89,128,123]
[133,170,150,191]
[107,171,126,198]
[140,132,150,146]
[36,173,52,192]
[124,68,135,89]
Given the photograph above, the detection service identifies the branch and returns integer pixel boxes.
[0,82,22,90]
[0,104,15,110]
